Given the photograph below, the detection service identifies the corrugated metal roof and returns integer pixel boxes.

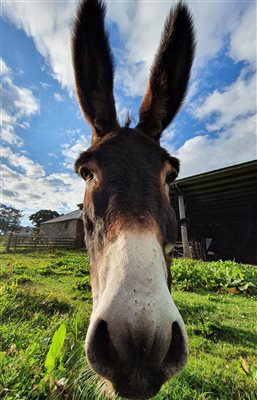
[41,209,83,224]
[170,160,257,223]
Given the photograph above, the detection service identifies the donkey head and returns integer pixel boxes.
[72,1,195,398]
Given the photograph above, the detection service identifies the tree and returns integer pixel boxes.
[29,210,60,228]
[0,203,23,234]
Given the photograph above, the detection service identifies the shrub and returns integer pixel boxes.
[171,259,257,295]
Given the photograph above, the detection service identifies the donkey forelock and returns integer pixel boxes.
[72,0,195,398]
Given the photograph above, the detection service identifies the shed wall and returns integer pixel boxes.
[40,220,80,240]
[76,220,85,248]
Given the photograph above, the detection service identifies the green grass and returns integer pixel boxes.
[0,250,256,400]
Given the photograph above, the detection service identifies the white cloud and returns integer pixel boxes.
[108,1,169,97]
[62,135,90,170]
[2,1,255,101]
[54,93,65,102]
[0,58,11,76]
[48,152,58,159]
[177,65,256,177]
[1,58,40,147]
[107,1,253,98]
[13,84,40,117]
[0,54,86,222]
[161,129,176,155]
[1,123,23,147]
[175,114,256,178]
[65,128,82,138]
[1,146,45,178]
[40,81,51,89]
[19,121,30,129]
[193,69,256,131]
[189,1,246,67]
[2,1,76,92]
[115,61,149,98]
[115,96,135,126]
[228,2,257,64]
[1,147,85,220]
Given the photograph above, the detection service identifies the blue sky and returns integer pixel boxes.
[1,1,256,226]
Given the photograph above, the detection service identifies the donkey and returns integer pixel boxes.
[72,0,195,398]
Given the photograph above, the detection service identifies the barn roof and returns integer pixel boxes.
[41,209,83,224]
[171,160,257,224]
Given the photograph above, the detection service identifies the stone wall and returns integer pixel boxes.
[40,220,85,248]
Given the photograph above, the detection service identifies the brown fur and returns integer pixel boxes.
[75,128,180,271]
[72,0,119,143]
[72,1,195,398]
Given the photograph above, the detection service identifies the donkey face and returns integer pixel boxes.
[72,1,195,399]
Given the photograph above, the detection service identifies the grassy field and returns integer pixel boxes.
[0,250,256,400]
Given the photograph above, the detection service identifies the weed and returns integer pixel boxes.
[39,323,67,395]
[172,259,257,294]
[75,276,91,291]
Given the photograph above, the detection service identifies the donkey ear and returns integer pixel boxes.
[72,0,119,144]
[136,2,195,142]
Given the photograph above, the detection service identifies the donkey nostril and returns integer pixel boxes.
[87,320,119,377]
[161,321,188,375]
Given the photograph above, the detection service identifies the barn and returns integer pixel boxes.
[40,205,84,248]
[171,160,257,264]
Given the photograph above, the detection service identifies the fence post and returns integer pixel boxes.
[5,232,13,252]
[178,194,191,258]
[13,234,18,251]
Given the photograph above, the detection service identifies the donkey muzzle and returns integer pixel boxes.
[85,231,188,399]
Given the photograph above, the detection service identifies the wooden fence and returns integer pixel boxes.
[4,232,78,251]
[174,241,204,260]
[3,233,204,259]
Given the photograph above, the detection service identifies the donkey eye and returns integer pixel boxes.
[166,170,177,185]
[80,167,93,182]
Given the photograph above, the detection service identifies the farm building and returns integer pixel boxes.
[16,226,35,235]
[171,160,257,264]
[40,205,84,248]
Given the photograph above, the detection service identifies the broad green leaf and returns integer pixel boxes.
[45,323,66,373]
[250,365,257,382]
[0,351,5,366]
